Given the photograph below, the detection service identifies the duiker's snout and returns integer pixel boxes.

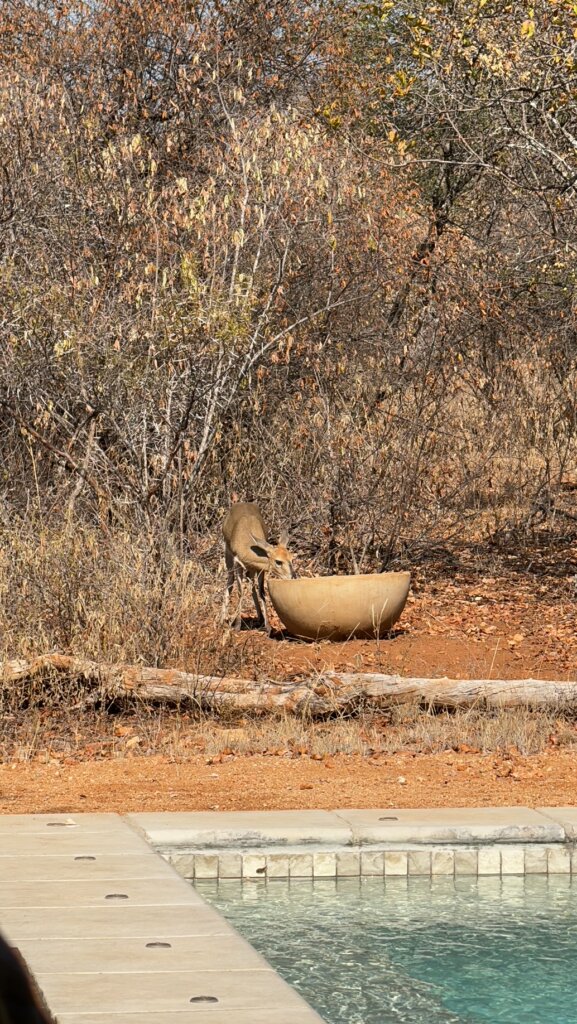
[269,547,294,579]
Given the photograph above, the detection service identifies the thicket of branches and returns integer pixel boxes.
[1,0,576,640]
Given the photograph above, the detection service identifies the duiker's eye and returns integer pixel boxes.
[275,560,283,566]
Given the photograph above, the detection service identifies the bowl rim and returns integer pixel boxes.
[269,570,410,587]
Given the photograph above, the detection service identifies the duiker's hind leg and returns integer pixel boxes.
[251,571,270,634]
[221,550,245,629]
[220,548,236,625]
[231,560,246,630]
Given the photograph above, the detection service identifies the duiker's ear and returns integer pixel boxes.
[250,533,272,560]
[279,529,289,547]
[250,543,270,560]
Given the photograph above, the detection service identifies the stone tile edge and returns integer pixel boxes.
[163,841,577,879]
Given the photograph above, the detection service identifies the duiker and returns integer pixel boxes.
[221,502,295,633]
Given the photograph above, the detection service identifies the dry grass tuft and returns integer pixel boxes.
[1,703,575,765]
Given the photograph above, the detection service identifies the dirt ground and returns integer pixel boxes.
[2,545,576,815]
[2,748,577,815]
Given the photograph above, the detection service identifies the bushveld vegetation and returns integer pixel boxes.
[0,0,576,671]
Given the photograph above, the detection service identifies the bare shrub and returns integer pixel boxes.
[0,0,575,658]
[0,520,217,667]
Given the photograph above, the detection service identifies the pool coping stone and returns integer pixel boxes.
[128,806,567,849]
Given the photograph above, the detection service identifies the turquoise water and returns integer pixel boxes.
[196,875,577,1024]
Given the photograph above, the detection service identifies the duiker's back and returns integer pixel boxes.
[222,502,266,549]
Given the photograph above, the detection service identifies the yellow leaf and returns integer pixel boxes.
[521,18,535,38]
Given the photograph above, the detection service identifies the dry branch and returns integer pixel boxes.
[2,655,577,716]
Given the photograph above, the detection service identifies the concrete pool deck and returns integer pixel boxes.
[0,813,324,1023]
[1,807,577,1021]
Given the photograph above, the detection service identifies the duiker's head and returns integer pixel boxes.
[250,531,295,579]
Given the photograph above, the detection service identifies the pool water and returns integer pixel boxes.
[196,874,577,1024]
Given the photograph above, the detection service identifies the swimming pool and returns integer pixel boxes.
[196,875,577,1024]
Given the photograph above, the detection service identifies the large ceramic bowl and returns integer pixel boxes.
[268,571,410,641]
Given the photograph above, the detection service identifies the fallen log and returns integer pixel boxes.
[2,654,577,716]
[327,673,577,711]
